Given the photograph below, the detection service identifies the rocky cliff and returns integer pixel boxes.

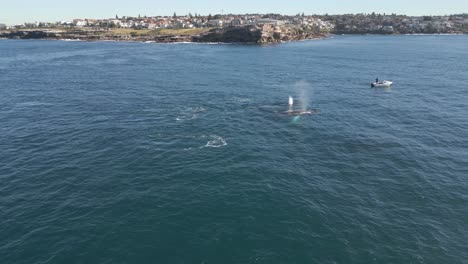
[0,30,104,40]
[258,24,327,43]
[193,25,326,43]
[192,26,262,43]
[0,25,327,43]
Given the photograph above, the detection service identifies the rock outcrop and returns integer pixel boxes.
[192,26,262,43]
[194,25,326,43]
[0,25,327,43]
[0,30,54,39]
[0,29,105,40]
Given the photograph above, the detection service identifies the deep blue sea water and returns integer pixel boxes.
[1,35,468,264]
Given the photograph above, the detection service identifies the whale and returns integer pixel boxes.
[285,96,319,115]
[285,109,320,116]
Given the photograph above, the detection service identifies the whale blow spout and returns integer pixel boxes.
[289,96,294,106]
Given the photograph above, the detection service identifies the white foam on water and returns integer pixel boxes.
[173,42,232,45]
[201,135,227,148]
[292,116,301,123]
[232,96,252,104]
[176,106,206,121]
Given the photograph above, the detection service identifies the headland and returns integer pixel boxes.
[1,13,467,44]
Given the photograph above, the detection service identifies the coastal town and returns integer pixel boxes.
[321,13,468,34]
[1,14,335,31]
[1,13,467,43]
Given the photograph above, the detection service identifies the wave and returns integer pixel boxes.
[404,33,463,36]
[60,39,82,42]
[163,41,235,45]
[15,101,53,107]
[201,135,227,148]
[151,134,226,150]
[176,106,206,121]
[232,96,252,104]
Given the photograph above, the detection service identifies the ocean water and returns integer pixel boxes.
[1,35,467,264]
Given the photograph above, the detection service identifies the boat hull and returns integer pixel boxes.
[371,81,393,87]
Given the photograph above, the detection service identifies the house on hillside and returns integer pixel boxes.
[207,19,223,27]
[109,19,122,27]
[73,19,88,27]
[254,18,284,26]
[155,19,171,28]
[230,18,243,27]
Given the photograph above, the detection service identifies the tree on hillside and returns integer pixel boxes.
[425,23,436,33]
[173,12,177,18]
[208,14,213,20]
[116,14,119,19]
[189,13,193,18]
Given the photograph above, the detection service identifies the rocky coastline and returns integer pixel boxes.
[2,24,464,44]
[0,25,327,44]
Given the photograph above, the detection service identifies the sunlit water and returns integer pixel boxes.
[1,35,468,263]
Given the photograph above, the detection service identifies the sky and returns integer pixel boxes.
[1,0,467,25]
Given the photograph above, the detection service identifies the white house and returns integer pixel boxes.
[73,19,88,27]
[109,19,122,27]
[230,18,243,26]
[120,22,132,28]
[255,18,284,26]
[207,19,223,27]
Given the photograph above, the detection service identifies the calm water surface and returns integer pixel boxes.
[1,35,468,263]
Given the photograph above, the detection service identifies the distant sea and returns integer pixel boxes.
[1,35,467,264]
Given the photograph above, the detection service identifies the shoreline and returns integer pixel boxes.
[0,26,329,44]
[0,37,328,46]
[0,31,466,45]
[0,37,325,45]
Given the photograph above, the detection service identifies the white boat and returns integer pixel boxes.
[371,80,393,87]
